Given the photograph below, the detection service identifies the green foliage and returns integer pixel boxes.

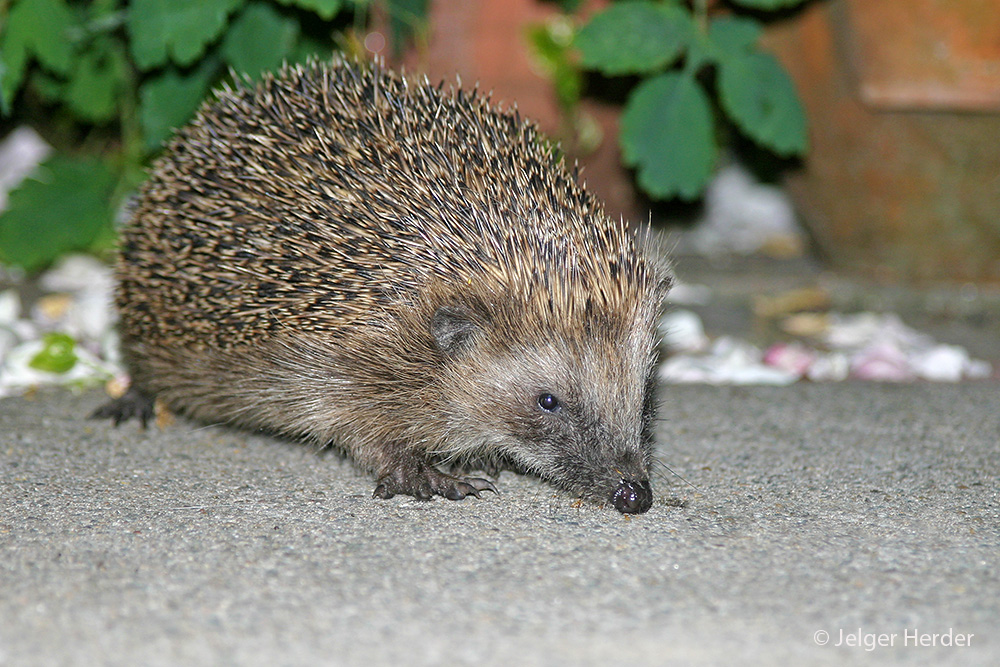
[139,58,220,152]
[729,0,805,9]
[127,0,245,69]
[621,72,715,200]
[0,0,428,273]
[277,0,343,21]
[222,2,300,79]
[384,0,429,55]
[30,332,79,373]
[0,0,75,112]
[0,155,117,272]
[571,0,809,200]
[547,0,584,13]
[717,51,806,156]
[575,1,691,75]
[527,16,603,156]
[527,18,581,115]
[707,15,763,58]
[63,37,129,122]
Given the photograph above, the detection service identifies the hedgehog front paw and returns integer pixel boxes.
[373,458,498,502]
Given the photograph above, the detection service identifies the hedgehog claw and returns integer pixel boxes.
[372,483,395,500]
[459,478,499,497]
[447,480,489,500]
[90,387,156,429]
[373,460,498,503]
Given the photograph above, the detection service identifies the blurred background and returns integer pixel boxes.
[1,0,998,393]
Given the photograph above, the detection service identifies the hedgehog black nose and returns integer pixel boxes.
[612,479,653,514]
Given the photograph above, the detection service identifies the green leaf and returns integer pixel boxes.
[575,1,692,75]
[222,2,299,79]
[527,20,581,111]
[728,0,807,10]
[707,16,763,57]
[7,0,75,73]
[620,72,716,200]
[385,0,429,55]
[0,0,76,111]
[718,51,807,155]
[64,39,126,122]
[0,29,29,114]
[30,71,66,103]
[288,34,335,67]
[128,0,245,69]
[0,156,117,273]
[30,333,79,374]
[275,0,343,21]
[139,58,219,152]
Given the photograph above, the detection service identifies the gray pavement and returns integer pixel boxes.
[2,382,998,666]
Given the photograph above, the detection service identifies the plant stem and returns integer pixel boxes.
[693,0,709,34]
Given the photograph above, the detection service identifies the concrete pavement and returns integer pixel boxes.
[2,381,997,665]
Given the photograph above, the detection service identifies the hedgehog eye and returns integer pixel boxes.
[537,393,560,413]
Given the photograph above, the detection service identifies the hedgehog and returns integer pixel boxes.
[94,57,672,514]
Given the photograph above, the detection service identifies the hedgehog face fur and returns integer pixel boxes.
[103,58,672,514]
[424,283,662,509]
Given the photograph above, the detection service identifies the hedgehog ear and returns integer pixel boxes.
[430,305,481,357]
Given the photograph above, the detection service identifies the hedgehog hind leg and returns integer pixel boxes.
[372,454,498,502]
[90,386,156,429]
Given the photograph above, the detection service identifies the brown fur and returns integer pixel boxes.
[114,58,671,510]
